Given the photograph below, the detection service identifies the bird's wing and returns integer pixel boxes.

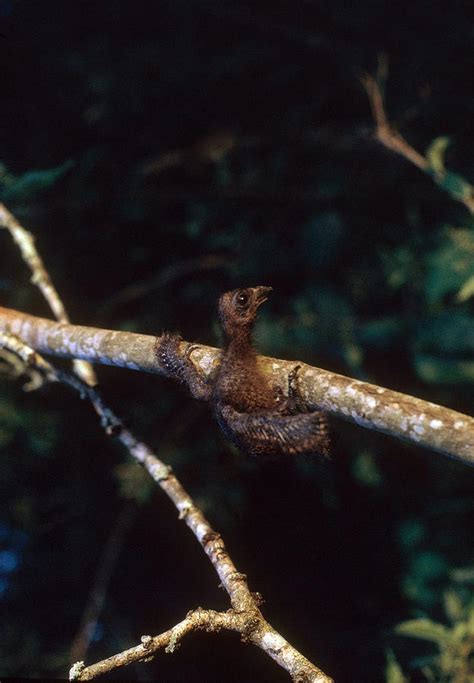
[216,404,330,458]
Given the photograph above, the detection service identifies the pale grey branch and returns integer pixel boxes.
[0,305,472,464]
[0,330,333,682]
[0,202,97,385]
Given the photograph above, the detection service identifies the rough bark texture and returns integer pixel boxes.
[0,329,333,683]
[157,286,331,458]
[0,305,472,464]
[0,202,97,386]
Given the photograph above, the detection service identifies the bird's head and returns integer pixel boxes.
[218,286,272,340]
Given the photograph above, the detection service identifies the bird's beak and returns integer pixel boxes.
[254,286,273,307]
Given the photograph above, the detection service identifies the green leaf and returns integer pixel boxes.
[424,229,474,305]
[435,170,473,201]
[424,137,474,202]
[398,519,425,548]
[352,450,383,487]
[444,590,464,623]
[426,136,450,177]
[414,311,474,383]
[450,566,474,584]
[358,317,402,348]
[0,160,74,203]
[415,312,474,355]
[456,275,474,302]
[381,245,416,290]
[467,604,474,635]
[415,354,474,384]
[413,309,474,384]
[395,618,450,645]
[385,650,408,683]
[451,621,467,642]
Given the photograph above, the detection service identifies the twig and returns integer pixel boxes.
[0,305,472,463]
[141,129,237,176]
[0,202,97,384]
[361,75,474,214]
[362,74,427,170]
[0,331,333,683]
[69,609,244,681]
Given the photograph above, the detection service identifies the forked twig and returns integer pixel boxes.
[361,74,474,213]
[0,330,333,683]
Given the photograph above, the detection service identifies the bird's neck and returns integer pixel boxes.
[223,326,255,361]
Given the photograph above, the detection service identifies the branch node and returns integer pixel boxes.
[228,571,248,584]
[201,531,222,547]
[178,503,193,520]
[240,615,261,643]
[149,462,173,482]
[251,591,265,607]
[104,420,123,437]
[140,634,153,650]
[165,627,182,654]
[69,660,85,681]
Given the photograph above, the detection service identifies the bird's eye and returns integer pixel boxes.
[235,291,249,307]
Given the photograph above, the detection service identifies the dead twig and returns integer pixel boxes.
[361,74,474,214]
[69,608,248,682]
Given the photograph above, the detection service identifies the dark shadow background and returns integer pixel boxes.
[1,1,474,681]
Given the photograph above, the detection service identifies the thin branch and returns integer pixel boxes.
[69,608,245,682]
[361,74,474,214]
[361,74,428,171]
[0,202,97,385]
[70,407,201,663]
[0,305,472,464]
[141,128,237,176]
[0,331,333,683]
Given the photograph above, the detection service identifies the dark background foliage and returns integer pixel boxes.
[1,1,473,681]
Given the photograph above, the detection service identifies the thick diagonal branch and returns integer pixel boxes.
[0,305,472,464]
[0,331,332,682]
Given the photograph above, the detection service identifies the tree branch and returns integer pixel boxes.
[361,74,474,214]
[0,305,472,464]
[0,201,97,385]
[0,331,333,682]
[69,609,243,681]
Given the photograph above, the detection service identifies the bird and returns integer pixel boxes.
[157,286,330,459]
